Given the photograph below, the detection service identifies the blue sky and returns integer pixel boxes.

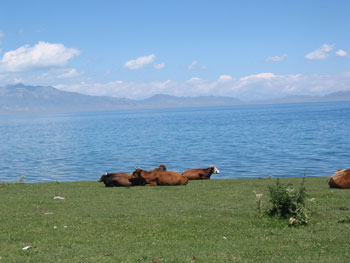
[0,0,350,100]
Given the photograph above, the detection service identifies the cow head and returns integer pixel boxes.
[210,165,220,174]
[130,168,142,180]
[129,168,146,186]
[158,164,167,171]
[98,172,108,182]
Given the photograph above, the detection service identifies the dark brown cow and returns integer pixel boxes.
[99,173,134,187]
[130,168,188,186]
[182,165,220,180]
[328,169,350,189]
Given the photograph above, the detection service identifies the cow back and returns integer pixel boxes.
[157,171,183,185]
[101,173,133,187]
[329,169,350,189]
[183,168,211,180]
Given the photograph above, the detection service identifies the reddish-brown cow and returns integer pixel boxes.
[328,169,350,189]
[98,165,166,187]
[182,165,220,180]
[130,168,188,186]
[152,164,167,171]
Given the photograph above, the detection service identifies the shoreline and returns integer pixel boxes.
[1,176,331,184]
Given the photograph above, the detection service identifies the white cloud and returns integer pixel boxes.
[240,73,276,81]
[188,60,198,70]
[218,75,233,82]
[123,54,155,70]
[305,44,335,60]
[186,77,202,83]
[265,54,288,62]
[154,63,165,69]
[0,30,4,37]
[336,49,348,57]
[57,68,82,79]
[0,41,80,73]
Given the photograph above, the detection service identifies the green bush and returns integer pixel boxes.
[267,176,308,225]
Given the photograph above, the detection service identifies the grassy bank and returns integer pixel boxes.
[0,177,349,262]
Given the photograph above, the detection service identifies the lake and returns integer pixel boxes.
[0,101,349,183]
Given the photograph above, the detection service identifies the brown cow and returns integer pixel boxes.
[182,165,220,180]
[328,169,350,189]
[99,173,134,187]
[98,165,166,187]
[153,164,167,171]
[130,168,188,186]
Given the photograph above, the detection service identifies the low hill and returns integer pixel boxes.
[255,91,350,104]
[0,84,137,113]
[1,83,350,114]
[0,84,243,114]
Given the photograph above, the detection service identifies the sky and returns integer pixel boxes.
[0,0,350,100]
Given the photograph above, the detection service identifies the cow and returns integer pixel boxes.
[98,165,166,187]
[153,164,167,171]
[328,169,350,189]
[182,165,220,180]
[99,173,134,187]
[130,168,188,186]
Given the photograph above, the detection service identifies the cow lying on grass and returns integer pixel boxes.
[99,165,167,187]
[130,168,188,186]
[99,173,133,187]
[182,165,220,180]
[329,169,350,189]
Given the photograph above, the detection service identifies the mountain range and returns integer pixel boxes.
[1,83,350,114]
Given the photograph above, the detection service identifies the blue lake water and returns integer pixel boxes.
[0,102,350,183]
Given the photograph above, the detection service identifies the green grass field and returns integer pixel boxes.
[0,177,349,262]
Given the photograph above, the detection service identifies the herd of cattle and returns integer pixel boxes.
[99,165,220,187]
[98,165,350,189]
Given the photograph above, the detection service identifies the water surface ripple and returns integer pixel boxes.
[1,102,349,182]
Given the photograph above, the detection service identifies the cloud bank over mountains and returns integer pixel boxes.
[0,41,350,101]
[55,72,350,101]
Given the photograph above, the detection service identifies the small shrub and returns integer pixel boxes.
[267,175,308,225]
